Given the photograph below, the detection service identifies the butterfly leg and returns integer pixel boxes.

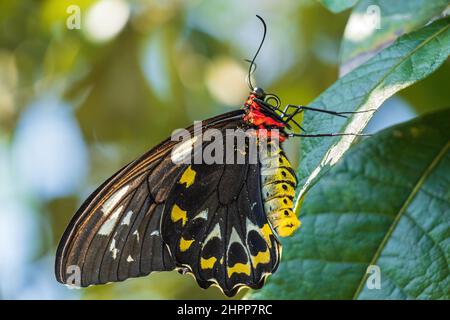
[283,104,375,121]
[277,105,305,131]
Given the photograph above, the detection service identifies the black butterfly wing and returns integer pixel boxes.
[161,129,282,297]
[55,110,244,286]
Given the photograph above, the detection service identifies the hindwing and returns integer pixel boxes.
[161,129,281,296]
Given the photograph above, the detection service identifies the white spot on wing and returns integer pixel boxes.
[194,209,208,220]
[203,223,221,246]
[121,210,133,226]
[246,218,260,234]
[228,227,243,250]
[133,230,140,242]
[126,255,134,262]
[110,239,119,259]
[101,185,129,215]
[98,205,124,236]
[150,230,159,236]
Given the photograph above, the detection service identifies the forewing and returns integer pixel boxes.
[56,152,184,286]
[55,110,244,287]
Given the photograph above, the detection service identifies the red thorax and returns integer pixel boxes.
[243,94,286,142]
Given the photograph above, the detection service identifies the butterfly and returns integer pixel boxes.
[55,15,365,297]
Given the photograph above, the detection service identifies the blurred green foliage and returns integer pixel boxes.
[0,0,448,299]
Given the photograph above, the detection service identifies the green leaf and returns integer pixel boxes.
[317,0,360,13]
[248,109,450,299]
[293,17,450,211]
[340,0,450,75]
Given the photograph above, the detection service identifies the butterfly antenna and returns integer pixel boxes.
[244,59,257,90]
[247,15,267,91]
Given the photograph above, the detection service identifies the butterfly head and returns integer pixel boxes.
[252,87,266,100]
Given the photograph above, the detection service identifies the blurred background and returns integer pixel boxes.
[0,0,448,299]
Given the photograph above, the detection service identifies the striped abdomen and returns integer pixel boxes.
[260,141,301,237]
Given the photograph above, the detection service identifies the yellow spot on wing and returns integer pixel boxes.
[251,248,271,267]
[261,224,273,248]
[171,204,187,226]
[179,237,194,252]
[200,257,217,269]
[179,165,196,188]
[227,263,251,277]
